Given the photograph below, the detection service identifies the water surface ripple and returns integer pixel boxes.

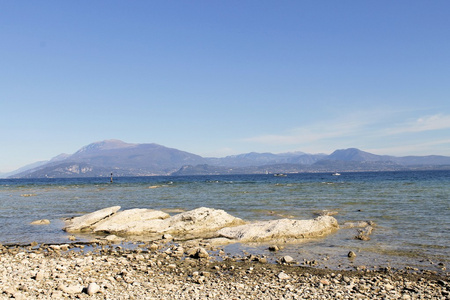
[1,171,448,272]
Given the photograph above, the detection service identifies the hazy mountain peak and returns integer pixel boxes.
[328,148,384,162]
[74,139,137,155]
[49,153,71,162]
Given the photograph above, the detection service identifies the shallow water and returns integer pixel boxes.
[1,171,449,272]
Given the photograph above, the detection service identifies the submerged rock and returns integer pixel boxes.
[355,225,374,241]
[217,215,339,242]
[30,219,50,225]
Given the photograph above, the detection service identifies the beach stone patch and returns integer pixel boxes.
[0,242,448,299]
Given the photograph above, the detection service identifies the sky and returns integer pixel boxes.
[1,1,450,173]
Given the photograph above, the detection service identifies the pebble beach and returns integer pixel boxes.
[1,240,448,299]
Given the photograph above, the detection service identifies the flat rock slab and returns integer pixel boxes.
[63,206,121,232]
[217,215,339,242]
[92,208,170,234]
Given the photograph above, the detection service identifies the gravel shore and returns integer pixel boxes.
[1,241,448,299]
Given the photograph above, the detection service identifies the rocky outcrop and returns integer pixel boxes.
[217,215,339,243]
[63,207,338,243]
[63,206,121,232]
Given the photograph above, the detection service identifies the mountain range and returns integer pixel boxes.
[5,139,450,178]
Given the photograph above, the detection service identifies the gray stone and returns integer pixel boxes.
[278,272,290,280]
[188,247,209,259]
[86,282,100,295]
[58,284,83,294]
[35,270,45,280]
[281,256,295,263]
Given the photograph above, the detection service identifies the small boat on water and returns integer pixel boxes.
[332,172,341,176]
[274,173,287,177]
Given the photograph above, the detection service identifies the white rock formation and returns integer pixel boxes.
[64,206,245,237]
[62,207,338,244]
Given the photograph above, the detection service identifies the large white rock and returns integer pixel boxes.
[217,215,339,242]
[62,207,338,244]
[63,206,121,232]
[92,208,170,234]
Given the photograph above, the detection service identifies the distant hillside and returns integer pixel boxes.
[8,140,450,178]
[172,163,312,176]
[0,160,49,178]
[13,140,207,178]
[206,152,326,167]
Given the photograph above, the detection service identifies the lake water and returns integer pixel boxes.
[1,171,448,273]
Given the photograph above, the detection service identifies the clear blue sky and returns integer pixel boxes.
[1,1,449,172]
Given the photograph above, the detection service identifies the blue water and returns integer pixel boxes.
[1,171,449,272]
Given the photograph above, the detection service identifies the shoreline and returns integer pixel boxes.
[1,241,448,299]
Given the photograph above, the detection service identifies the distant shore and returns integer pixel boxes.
[1,240,448,299]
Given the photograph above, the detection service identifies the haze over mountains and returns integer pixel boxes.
[5,139,450,178]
